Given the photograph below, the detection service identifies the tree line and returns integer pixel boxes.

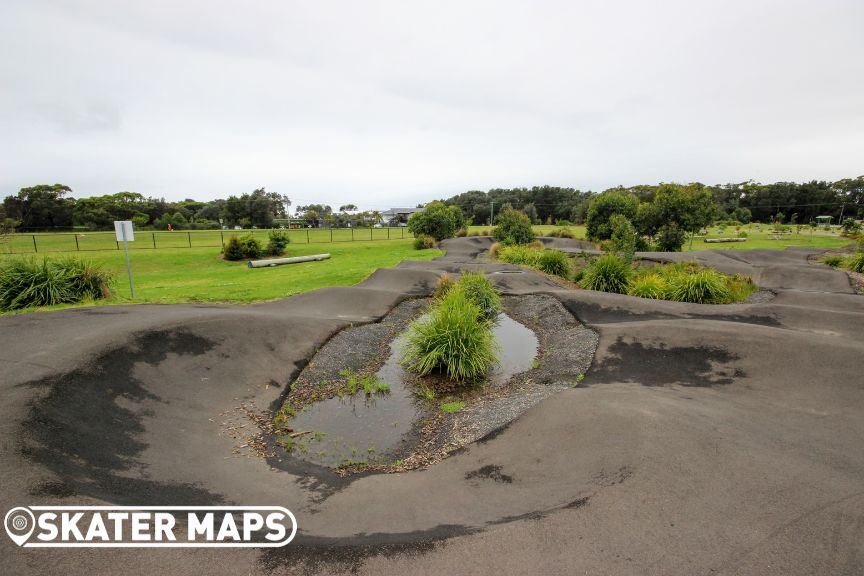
[442,177,864,226]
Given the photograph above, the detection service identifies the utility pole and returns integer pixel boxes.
[490,202,495,226]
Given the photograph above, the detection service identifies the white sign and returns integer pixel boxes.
[114,220,134,242]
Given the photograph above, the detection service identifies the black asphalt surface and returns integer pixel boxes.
[1,237,862,575]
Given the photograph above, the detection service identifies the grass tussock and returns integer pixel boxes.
[403,273,503,383]
[0,256,113,311]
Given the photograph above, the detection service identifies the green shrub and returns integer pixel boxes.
[223,235,246,260]
[493,208,535,245]
[240,234,263,259]
[413,234,436,250]
[457,271,501,317]
[666,269,731,304]
[556,220,573,227]
[223,234,263,260]
[823,255,844,267]
[402,287,498,382]
[580,254,632,294]
[455,228,468,237]
[847,252,864,273]
[407,201,465,241]
[627,273,667,299]
[0,257,113,311]
[726,273,758,302]
[266,230,290,256]
[537,249,572,278]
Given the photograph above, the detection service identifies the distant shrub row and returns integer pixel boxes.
[0,257,113,311]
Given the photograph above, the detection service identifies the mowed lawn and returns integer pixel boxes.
[0,240,442,312]
[468,224,851,251]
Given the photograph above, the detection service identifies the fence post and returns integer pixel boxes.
[402,227,405,239]
[32,235,38,253]
[220,230,224,248]
[306,229,310,243]
[74,234,80,251]
[187,231,192,248]
[351,228,354,242]
[387,227,390,240]
[152,232,156,249]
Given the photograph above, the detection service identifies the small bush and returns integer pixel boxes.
[556,220,573,227]
[402,287,498,382]
[481,229,490,236]
[240,235,263,259]
[580,254,631,293]
[433,272,455,299]
[266,230,290,256]
[847,252,864,273]
[656,223,686,252]
[493,208,535,245]
[537,249,572,278]
[457,271,501,317]
[609,214,637,262]
[455,228,468,237]
[0,257,113,311]
[223,234,262,260]
[823,255,844,267]
[414,234,436,250]
[666,269,731,304]
[223,235,246,260]
[628,273,667,299]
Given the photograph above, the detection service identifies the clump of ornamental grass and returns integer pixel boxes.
[457,271,501,317]
[847,252,864,273]
[665,268,731,304]
[579,253,632,294]
[627,272,667,299]
[402,286,499,382]
[537,249,572,278]
[0,257,113,311]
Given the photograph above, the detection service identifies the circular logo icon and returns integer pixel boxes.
[4,507,35,546]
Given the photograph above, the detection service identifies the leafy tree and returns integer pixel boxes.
[586,191,639,241]
[648,184,715,250]
[733,207,752,224]
[339,204,358,212]
[407,201,464,241]
[656,223,686,252]
[493,208,535,245]
[3,184,74,230]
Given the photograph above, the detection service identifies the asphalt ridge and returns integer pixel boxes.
[0,237,862,575]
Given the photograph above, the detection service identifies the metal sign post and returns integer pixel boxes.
[114,221,135,299]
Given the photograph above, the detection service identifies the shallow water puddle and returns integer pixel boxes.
[288,314,538,468]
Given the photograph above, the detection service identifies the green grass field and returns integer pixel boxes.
[0,240,442,313]
[467,224,851,251]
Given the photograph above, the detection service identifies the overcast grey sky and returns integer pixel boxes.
[1,0,862,209]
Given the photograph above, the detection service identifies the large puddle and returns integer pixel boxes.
[288,313,538,468]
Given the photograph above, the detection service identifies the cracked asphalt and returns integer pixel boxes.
[1,236,862,575]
